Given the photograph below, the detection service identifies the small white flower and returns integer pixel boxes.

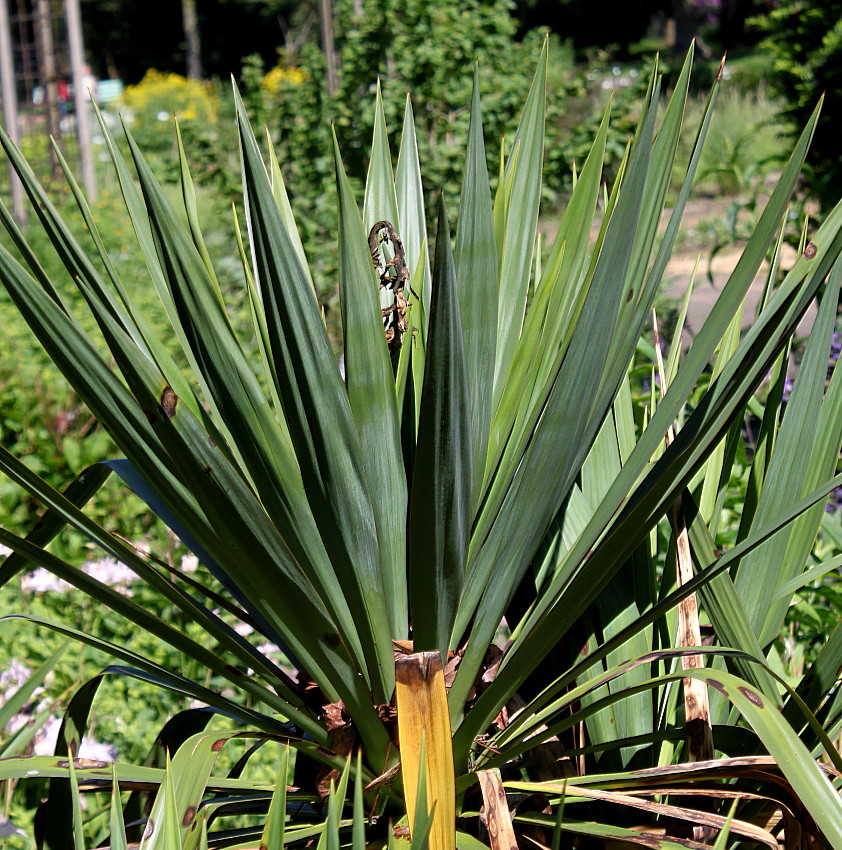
[0,658,31,690]
[78,737,117,762]
[180,553,199,573]
[83,558,136,595]
[21,569,71,594]
[234,621,254,637]
[33,715,61,756]
[84,557,136,586]
[5,713,27,735]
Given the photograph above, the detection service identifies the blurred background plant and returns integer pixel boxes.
[116,71,242,197]
[119,70,219,151]
[751,0,842,215]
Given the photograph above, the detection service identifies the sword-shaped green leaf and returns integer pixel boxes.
[493,39,546,400]
[109,765,129,850]
[260,746,291,850]
[364,80,400,231]
[734,256,842,648]
[459,106,835,748]
[455,66,498,509]
[234,84,394,704]
[396,95,431,324]
[410,198,472,657]
[335,129,407,640]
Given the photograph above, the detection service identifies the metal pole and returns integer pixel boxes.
[0,0,26,223]
[65,0,94,199]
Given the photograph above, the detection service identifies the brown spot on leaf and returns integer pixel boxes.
[211,739,226,751]
[203,466,212,476]
[208,436,216,448]
[707,679,727,696]
[143,818,155,839]
[738,686,764,707]
[322,632,340,647]
[393,825,411,840]
[804,242,817,259]
[182,806,197,827]
[160,386,178,419]
[626,288,634,302]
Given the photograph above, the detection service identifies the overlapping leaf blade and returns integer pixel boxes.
[454,66,499,508]
[409,199,472,656]
[234,85,394,704]
[335,129,408,641]
[464,106,838,741]
[450,68,661,719]
[734,258,842,648]
[396,95,431,322]
[493,40,546,398]
[363,81,401,232]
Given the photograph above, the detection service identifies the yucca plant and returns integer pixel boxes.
[1,43,842,849]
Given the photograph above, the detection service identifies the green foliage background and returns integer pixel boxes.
[753,0,842,212]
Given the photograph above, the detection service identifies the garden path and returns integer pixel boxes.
[662,197,815,344]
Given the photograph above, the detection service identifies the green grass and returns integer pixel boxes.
[682,84,788,197]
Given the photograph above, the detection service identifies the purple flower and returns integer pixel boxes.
[0,818,26,838]
[782,377,794,403]
[0,659,31,693]
[825,485,842,513]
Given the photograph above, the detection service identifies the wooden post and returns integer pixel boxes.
[0,0,26,222]
[65,0,95,199]
[181,0,202,80]
[35,0,60,179]
[318,0,337,97]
